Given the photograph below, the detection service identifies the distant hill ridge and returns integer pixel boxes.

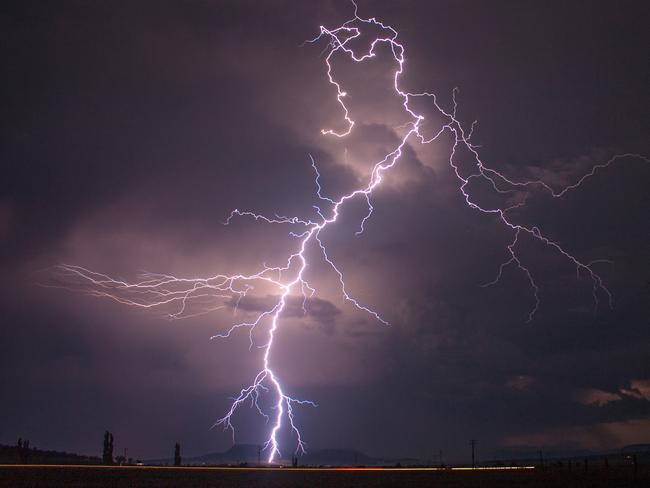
[150,444,411,466]
[176,443,650,467]
[621,444,650,453]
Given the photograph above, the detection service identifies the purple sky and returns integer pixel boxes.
[1,0,649,462]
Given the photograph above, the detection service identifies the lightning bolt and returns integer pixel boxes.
[51,1,648,463]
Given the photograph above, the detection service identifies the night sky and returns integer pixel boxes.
[2,0,649,463]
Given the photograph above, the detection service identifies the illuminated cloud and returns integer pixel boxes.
[576,388,622,407]
[620,379,650,402]
[575,380,650,407]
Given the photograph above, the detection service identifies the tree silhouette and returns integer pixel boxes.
[16,438,29,463]
[109,433,113,463]
[102,431,114,465]
[174,442,181,467]
[102,431,108,464]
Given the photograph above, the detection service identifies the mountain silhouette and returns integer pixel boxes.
[149,444,394,466]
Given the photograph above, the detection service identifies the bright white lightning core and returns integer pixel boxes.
[54,3,648,463]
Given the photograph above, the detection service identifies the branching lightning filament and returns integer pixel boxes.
[52,2,648,463]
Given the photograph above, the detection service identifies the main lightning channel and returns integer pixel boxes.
[52,1,648,463]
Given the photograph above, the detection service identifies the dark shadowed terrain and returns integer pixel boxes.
[1,465,649,488]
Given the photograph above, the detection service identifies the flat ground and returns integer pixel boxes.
[0,465,647,487]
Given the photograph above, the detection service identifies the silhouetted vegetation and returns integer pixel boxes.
[16,439,30,463]
[0,444,99,465]
[174,442,182,467]
[102,431,114,465]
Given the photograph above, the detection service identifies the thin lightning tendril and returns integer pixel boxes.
[51,1,648,463]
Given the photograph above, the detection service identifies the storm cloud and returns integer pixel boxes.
[1,0,649,462]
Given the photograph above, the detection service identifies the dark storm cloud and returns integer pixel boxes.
[230,295,341,334]
[1,0,649,461]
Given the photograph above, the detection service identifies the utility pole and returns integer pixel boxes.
[470,440,477,469]
[439,449,443,468]
[257,445,261,466]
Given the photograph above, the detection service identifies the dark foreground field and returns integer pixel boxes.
[0,465,648,488]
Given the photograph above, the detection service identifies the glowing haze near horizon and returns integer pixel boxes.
[49,2,649,462]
